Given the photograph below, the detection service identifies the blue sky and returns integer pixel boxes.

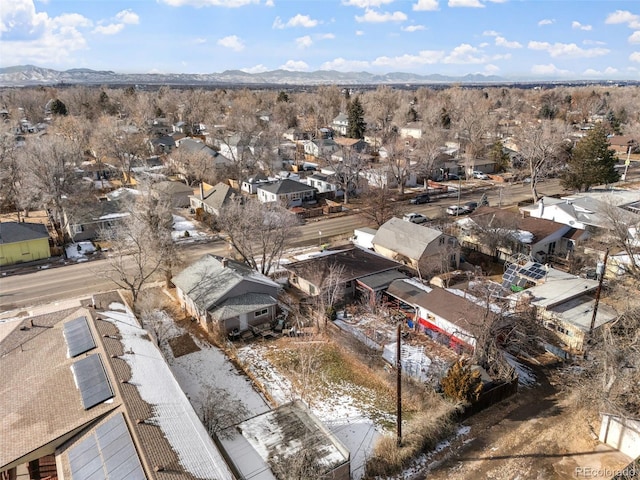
[1,0,640,79]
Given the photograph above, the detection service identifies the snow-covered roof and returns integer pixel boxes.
[101,306,235,479]
[373,217,443,261]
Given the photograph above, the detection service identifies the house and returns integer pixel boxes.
[332,112,349,136]
[460,158,497,177]
[149,134,176,154]
[242,173,272,194]
[63,199,130,242]
[457,206,589,264]
[608,135,637,155]
[221,400,350,480]
[399,122,423,140]
[190,181,242,216]
[386,279,494,353]
[256,179,317,206]
[372,217,460,277]
[505,261,617,355]
[0,222,50,267]
[333,137,368,153]
[151,180,194,208]
[360,166,417,189]
[303,138,339,159]
[306,172,342,196]
[522,195,640,232]
[282,128,310,141]
[172,254,281,334]
[0,295,235,480]
[285,247,403,299]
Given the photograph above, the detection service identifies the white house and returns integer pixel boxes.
[332,113,349,136]
[256,179,317,206]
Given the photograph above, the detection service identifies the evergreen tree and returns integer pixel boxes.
[346,97,366,139]
[441,359,483,403]
[562,125,620,192]
[49,98,68,116]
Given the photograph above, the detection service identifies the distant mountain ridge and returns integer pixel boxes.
[0,64,506,86]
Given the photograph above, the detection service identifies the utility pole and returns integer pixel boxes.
[622,144,632,181]
[589,248,609,335]
[396,322,402,448]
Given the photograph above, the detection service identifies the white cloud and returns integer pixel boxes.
[241,64,269,73]
[193,37,207,44]
[583,66,619,76]
[443,43,487,64]
[279,60,309,71]
[448,0,484,8]
[319,33,335,39]
[583,39,607,45]
[629,31,640,44]
[531,64,571,76]
[296,35,312,48]
[0,0,93,65]
[528,41,609,58]
[538,18,554,26]
[273,13,318,28]
[372,49,444,69]
[412,0,439,11]
[217,34,244,51]
[265,0,274,6]
[160,0,260,6]
[355,9,407,22]
[605,10,640,29]
[571,21,592,31]
[342,0,394,6]
[402,24,425,32]
[355,30,364,35]
[484,64,500,74]
[115,9,139,24]
[495,36,522,48]
[483,30,498,36]
[93,23,124,35]
[479,42,489,48]
[630,52,640,63]
[321,57,371,70]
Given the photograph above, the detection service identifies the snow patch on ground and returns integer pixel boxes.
[171,214,211,242]
[65,241,96,261]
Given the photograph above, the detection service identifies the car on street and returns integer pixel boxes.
[403,213,429,224]
[446,173,461,181]
[409,193,431,205]
[472,171,490,180]
[446,205,468,216]
[462,201,479,213]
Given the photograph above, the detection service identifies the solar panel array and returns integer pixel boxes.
[519,262,547,280]
[71,354,113,410]
[63,316,96,358]
[502,263,518,289]
[502,262,547,289]
[68,413,146,480]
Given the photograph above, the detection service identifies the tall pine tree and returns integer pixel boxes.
[562,125,619,192]
[346,97,366,139]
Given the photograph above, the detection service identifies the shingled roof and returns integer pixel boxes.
[0,222,49,244]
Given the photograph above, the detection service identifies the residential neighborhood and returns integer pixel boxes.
[1,80,640,480]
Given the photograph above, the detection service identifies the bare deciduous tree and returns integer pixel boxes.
[199,385,249,440]
[359,186,400,227]
[217,198,298,276]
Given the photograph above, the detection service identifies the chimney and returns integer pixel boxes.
[199,182,205,199]
[538,198,544,217]
[221,258,228,268]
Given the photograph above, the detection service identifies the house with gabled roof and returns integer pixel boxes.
[284,246,403,299]
[373,217,460,278]
[256,178,317,206]
[0,222,51,267]
[172,254,281,334]
[151,180,194,208]
[332,112,349,136]
[0,292,235,480]
[190,181,242,216]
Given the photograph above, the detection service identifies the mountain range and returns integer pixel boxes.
[0,64,507,87]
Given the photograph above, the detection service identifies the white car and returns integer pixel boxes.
[403,213,429,224]
[446,205,468,216]
[472,171,490,180]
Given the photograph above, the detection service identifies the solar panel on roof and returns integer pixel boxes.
[63,316,96,358]
[68,413,146,480]
[502,264,517,286]
[71,354,113,410]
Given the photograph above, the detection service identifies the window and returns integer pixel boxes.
[439,237,445,245]
[254,308,269,318]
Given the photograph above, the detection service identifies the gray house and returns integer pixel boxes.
[151,180,194,208]
[190,182,241,216]
[172,254,281,334]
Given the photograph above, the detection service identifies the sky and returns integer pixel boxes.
[1,0,640,80]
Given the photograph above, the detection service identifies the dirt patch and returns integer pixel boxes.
[419,366,633,480]
[168,333,201,358]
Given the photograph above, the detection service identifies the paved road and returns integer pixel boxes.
[0,174,627,314]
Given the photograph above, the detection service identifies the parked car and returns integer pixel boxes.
[472,171,490,180]
[446,205,468,216]
[446,173,460,181]
[409,193,431,205]
[463,201,479,213]
[403,213,429,224]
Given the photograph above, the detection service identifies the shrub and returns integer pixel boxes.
[441,358,483,403]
